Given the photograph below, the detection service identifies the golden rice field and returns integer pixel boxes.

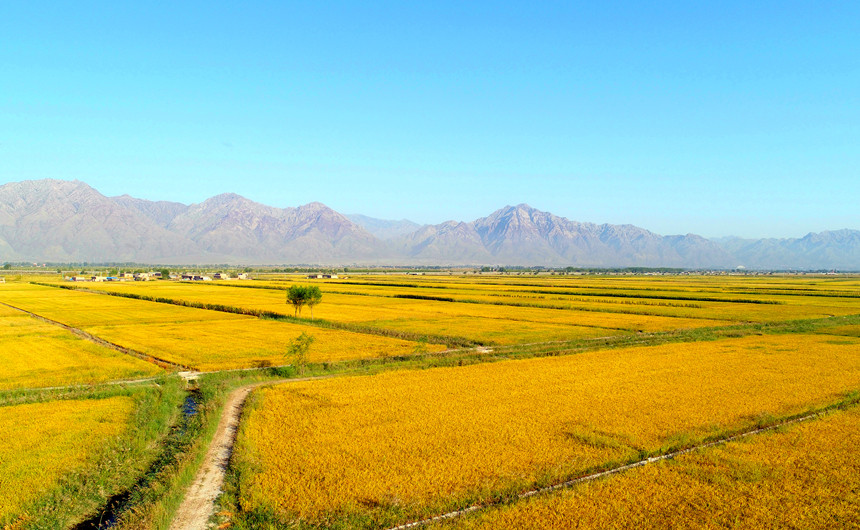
[820,324,860,338]
[55,274,860,343]
[434,406,860,529]
[1,274,859,528]
[0,397,135,522]
[232,333,860,527]
[0,304,162,390]
[0,283,437,371]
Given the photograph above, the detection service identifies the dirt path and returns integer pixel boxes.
[170,377,327,530]
[168,383,262,530]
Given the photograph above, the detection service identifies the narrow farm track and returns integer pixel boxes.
[170,377,327,530]
[387,407,844,530]
[0,300,189,371]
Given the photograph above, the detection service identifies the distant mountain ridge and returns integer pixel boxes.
[346,214,423,240]
[0,179,856,269]
[392,204,736,267]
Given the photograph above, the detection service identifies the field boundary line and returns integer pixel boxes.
[0,300,189,371]
[386,407,841,530]
[32,282,480,348]
[5,376,162,395]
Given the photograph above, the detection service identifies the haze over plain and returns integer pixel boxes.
[1,2,858,238]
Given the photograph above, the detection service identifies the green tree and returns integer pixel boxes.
[2,263,11,270]
[286,285,323,318]
[306,286,323,320]
[286,332,315,376]
[286,285,308,317]
[160,268,170,280]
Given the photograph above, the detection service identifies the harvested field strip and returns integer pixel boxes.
[232,333,860,528]
[433,403,860,529]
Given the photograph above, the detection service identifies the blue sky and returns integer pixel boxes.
[1,2,858,238]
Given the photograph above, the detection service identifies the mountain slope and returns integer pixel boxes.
[717,230,860,269]
[166,194,390,263]
[398,204,736,267]
[0,179,855,268]
[0,180,200,262]
[347,214,422,240]
[111,195,189,227]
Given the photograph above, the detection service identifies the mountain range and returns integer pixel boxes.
[0,179,857,269]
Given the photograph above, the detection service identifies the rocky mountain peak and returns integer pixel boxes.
[0,179,855,268]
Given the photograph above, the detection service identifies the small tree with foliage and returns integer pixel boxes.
[286,285,323,318]
[286,285,307,316]
[306,286,323,320]
[286,332,315,375]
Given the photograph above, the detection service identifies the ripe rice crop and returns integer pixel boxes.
[819,324,860,338]
[0,283,246,327]
[436,406,860,529]
[1,284,432,371]
[232,333,860,527]
[61,275,860,331]
[85,318,437,371]
[42,281,728,345]
[0,397,134,523]
[0,307,162,390]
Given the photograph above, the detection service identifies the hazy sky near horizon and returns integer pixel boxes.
[2,2,858,238]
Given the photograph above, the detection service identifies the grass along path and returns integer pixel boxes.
[169,376,335,530]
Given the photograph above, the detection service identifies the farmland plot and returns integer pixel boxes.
[0,397,135,524]
[231,333,860,527]
[435,406,860,529]
[1,283,434,371]
[0,304,161,390]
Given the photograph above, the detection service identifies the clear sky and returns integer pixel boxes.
[1,2,858,238]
